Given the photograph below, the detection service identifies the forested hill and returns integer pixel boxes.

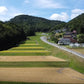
[9,15,65,33]
[50,13,84,34]
[67,13,84,34]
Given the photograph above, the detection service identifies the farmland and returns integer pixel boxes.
[0,33,84,84]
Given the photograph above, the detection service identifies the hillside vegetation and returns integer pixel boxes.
[50,13,84,34]
[0,21,26,50]
[67,13,84,34]
[9,15,64,33]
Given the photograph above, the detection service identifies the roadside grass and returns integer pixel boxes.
[29,33,84,73]
[0,61,69,67]
[69,48,84,55]
[63,45,84,55]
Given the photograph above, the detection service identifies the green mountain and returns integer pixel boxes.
[50,13,84,34]
[67,13,84,34]
[9,15,64,34]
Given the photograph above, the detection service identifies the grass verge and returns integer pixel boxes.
[0,52,51,56]
[0,61,69,67]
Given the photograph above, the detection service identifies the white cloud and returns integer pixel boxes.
[0,7,23,21]
[24,0,29,4]
[50,12,69,21]
[0,6,8,15]
[71,9,84,19]
[36,0,65,8]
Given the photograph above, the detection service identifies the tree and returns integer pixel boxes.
[0,21,26,50]
[77,34,84,43]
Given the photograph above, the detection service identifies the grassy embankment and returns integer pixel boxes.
[69,48,84,55]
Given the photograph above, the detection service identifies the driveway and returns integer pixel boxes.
[40,36,84,59]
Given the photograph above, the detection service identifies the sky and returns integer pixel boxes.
[0,0,84,22]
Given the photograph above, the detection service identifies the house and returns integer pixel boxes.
[55,28,67,33]
[63,31,77,43]
[63,32,72,38]
[55,30,61,33]
[58,31,77,45]
[58,38,71,45]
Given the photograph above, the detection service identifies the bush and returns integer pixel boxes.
[77,34,84,43]
[50,34,58,43]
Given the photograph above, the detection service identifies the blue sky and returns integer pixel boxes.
[0,0,84,22]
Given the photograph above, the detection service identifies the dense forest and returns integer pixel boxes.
[49,22,66,31]
[0,21,26,50]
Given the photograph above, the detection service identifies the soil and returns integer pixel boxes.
[0,56,65,62]
[0,68,84,83]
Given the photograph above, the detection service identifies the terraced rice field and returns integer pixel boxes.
[0,35,84,84]
[0,50,50,53]
[12,47,45,50]
[0,56,66,62]
[0,42,51,56]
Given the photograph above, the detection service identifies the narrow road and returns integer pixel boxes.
[40,36,84,59]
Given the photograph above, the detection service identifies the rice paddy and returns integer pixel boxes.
[19,44,41,47]
[0,33,84,84]
[0,40,51,56]
[12,47,44,49]
[0,50,50,53]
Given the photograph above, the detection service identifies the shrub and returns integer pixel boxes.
[77,34,84,43]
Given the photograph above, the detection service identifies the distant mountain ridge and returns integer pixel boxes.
[9,15,65,32]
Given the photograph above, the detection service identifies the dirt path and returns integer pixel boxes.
[0,56,65,62]
[0,68,84,83]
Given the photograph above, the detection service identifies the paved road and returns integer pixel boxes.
[40,36,84,59]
